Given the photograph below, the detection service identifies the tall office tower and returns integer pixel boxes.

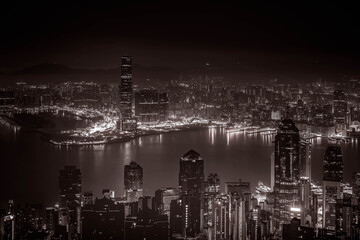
[154,187,179,218]
[120,56,133,119]
[119,56,137,131]
[299,139,311,179]
[273,117,300,228]
[324,145,343,182]
[124,161,143,202]
[335,198,352,238]
[299,177,311,225]
[322,145,343,232]
[59,166,81,239]
[179,149,205,236]
[170,198,183,238]
[204,173,220,230]
[212,194,231,240]
[333,85,347,134]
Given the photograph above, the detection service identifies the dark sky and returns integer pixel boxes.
[0,1,360,73]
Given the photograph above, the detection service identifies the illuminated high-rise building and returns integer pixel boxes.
[178,149,205,236]
[299,139,311,179]
[322,145,343,233]
[179,149,204,203]
[323,145,343,182]
[119,56,137,131]
[333,84,347,134]
[58,166,81,239]
[124,161,143,202]
[273,117,300,227]
[119,56,133,119]
[204,173,220,231]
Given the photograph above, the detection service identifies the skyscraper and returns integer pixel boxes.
[119,56,137,131]
[179,149,204,202]
[120,56,133,119]
[299,139,311,180]
[124,161,143,202]
[58,166,81,239]
[204,173,220,230]
[322,145,343,232]
[323,145,343,182]
[179,149,205,237]
[333,84,347,134]
[273,117,300,227]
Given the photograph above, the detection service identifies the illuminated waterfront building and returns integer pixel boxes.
[134,89,168,123]
[273,117,300,227]
[119,56,137,131]
[124,161,143,202]
[322,145,343,233]
[333,85,347,134]
[119,56,133,119]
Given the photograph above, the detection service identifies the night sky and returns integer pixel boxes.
[0,1,360,75]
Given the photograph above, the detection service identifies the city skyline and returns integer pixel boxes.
[1,1,360,240]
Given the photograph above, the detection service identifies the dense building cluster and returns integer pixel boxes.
[2,116,360,239]
[1,57,360,139]
[1,56,360,239]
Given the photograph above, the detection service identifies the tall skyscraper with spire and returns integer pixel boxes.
[273,117,300,227]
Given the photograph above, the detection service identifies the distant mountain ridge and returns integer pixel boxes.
[0,60,358,87]
[0,63,179,86]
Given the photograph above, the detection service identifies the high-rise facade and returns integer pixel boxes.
[124,161,143,202]
[119,56,137,131]
[333,84,347,134]
[204,173,220,230]
[299,139,311,180]
[273,118,300,227]
[120,56,133,119]
[322,145,343,232]
[178,149,205,237]
[58,165,81,239]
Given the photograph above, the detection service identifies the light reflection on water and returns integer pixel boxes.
[0,126,360,208]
